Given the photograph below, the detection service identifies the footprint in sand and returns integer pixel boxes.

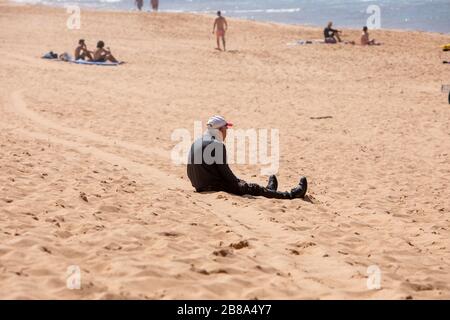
[79,192,88,202]
[229,240,249,250]
[213,248,232,257]
[98,205,120,213]
[104,243,122,251]
[159,231,181,237]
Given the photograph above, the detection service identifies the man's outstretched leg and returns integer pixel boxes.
[216,35,221,50]
[231,176,307,200]
[222,36,226,51]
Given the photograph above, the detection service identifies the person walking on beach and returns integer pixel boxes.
[212,11,228,51]
[136,0,143,11]
[187,116,308,199]
[151,0,159,11]
[324,21,342,43]
[74,39,93,61]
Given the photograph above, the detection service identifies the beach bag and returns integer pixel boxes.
[42,51,58,59]
[58,52,72,61]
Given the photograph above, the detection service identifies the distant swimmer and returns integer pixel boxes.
[212,11,228,51]
[151,0,159,11]
[187,115,308,199]
[136,0,143,11]
[74,39,93,61]
[93,41,119,63]
[361,26,381,46]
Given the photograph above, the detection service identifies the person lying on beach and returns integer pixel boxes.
[74,39,93,61]
[93,41,119,63]
[361,26,381,46]
[212,11,228,51]
[187,115,308,199]
[324,21,342,43]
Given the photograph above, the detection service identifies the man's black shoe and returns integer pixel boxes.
[267,175,278,191]
[290,176,307,199]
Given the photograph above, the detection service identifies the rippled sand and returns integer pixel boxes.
[1,1,450,299]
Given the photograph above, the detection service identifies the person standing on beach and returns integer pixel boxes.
[136,0,143,11]
[212,11,228,51]
[151,0,159,11]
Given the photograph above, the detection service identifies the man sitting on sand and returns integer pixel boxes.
[324,21,342,43]
[361,26,380,46]
[187,116,308,199]
[93,41,119,63]
[212,11,228,51]
[74,39,93,61]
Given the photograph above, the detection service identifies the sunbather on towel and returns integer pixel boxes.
[324,21,342,43]
[74,39,93,61]
[361,26,381,46]
[93,41,119,63]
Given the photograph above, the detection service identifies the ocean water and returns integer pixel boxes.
[14,0,450,33]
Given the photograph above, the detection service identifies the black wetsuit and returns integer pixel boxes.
[324,27,338,39]
[187,134,293,199]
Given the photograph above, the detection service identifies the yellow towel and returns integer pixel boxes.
[443,44,450,51]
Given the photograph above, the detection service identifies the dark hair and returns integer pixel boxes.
[97,40,105,49]
[78,39,85,45]
[217,11,221,16]
[363,26,368,32]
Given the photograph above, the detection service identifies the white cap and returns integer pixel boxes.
[207,115,233,129]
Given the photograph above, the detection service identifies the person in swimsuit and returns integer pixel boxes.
[361,26,380,46]
[93,41,119,63]
[74,39,93,61]
[212,11,228,51]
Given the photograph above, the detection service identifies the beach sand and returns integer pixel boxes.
[1,1,450,299]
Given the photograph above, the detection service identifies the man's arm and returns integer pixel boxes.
[216,143,239,184]
[82,44,92,54]
[224,18,228,31]
[329,28,336,33]
[212,19,217,34]
[74,46,80,59]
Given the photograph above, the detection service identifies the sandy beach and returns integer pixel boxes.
[1,1,450,299]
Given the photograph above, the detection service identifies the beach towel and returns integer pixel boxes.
[287,39,325,46]
[41,54,122,66]
[71,59,121,66]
